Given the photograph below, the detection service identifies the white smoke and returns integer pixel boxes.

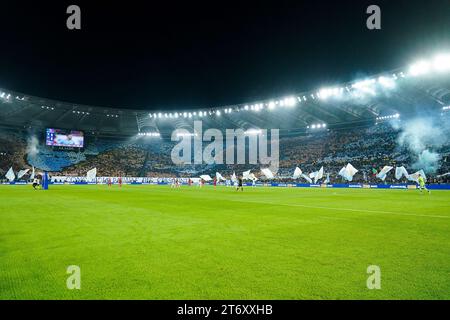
[413,150,441,173]
[395,117,445,173]
[26,136,40,157]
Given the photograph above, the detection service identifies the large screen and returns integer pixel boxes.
[46,128,84,148]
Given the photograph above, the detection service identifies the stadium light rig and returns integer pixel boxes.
[137,132,160,137]
[0,91,12,101]
[72,110,89,115]
[376,113,400,121]
[6,51,448,122]
[408,53,450,76]
[307,123,327,130]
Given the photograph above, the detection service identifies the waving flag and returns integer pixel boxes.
[407,170,427,183]
[261,168,274,179]
[5,167,15,182]
[293,167,302,179]
[216,172,225,181]
[17,169,30,179]
[345,163,358,178]
[376,166,393,181]
[314,166,324,183]
[395,166,409,180]
[437,172,450,178]
[30,166,35,180]
[231,172,237,182]
[200,174,212,181]
[301,173,312,183]
[243,170,251,180]
[249,173,257,181]
[86,168,97,181]
[339,163,358,181]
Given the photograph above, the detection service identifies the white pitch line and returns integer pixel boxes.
[228,199,450,219]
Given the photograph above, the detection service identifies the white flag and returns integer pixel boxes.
[261,168,274,179]
[5,167,15,182]
[86,168,97,181]
[407,170,426,183]
[293,167,302,179]
[314,166,324,183]
[30,166,35,180]
[231,172,237,182]
[243,170,251,180]
[200,174,212,181]
[437,172,450,178]
[395,166,409,180]
[346,163,358,177]
[301,173,312,183]
[249,173,257,181]
[376,166,393,181]
[17,169,30,179]
[216,172,225,181]
[339,163,358,181]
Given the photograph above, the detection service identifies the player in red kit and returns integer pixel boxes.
[118,176,122,187]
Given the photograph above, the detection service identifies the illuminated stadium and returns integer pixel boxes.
[1,55,450,182]
[1,1,450,304]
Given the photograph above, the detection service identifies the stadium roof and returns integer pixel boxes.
[1,54,449,136]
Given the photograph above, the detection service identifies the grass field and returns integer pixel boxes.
[0,184,449,300]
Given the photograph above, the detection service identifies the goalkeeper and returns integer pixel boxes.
[417,174,430,194]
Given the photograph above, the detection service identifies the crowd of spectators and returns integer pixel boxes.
[1,121,450,184]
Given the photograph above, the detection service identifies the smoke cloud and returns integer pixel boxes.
[26,136,40,157]
[394,117,445,173]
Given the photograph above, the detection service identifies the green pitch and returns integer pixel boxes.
[0,185,449,300]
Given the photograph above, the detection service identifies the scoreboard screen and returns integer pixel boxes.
[46,128,84,148]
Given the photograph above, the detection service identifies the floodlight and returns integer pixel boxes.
[432,54,450,72]
[378,76,395,88]
[409,60,431,76]
[284,96,296,106]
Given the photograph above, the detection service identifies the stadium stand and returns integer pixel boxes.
[1,119,449,183]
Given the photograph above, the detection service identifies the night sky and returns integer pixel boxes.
[1,0,449,110]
